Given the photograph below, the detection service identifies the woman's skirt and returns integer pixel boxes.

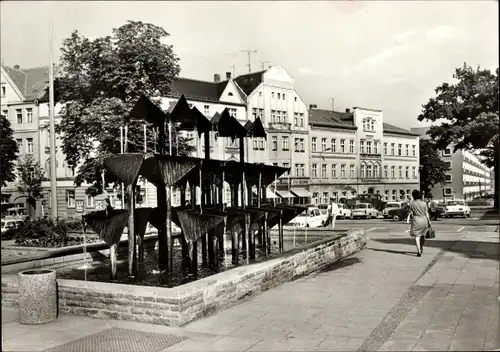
[410,215,429,237]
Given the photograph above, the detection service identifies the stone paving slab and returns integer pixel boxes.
[2,228,499,352]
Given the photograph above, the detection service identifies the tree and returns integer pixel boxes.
[55,21,194,195]
[17,155,46,218]
[419,139,450,198]
[0,115,18,187]
[418,63,499,208]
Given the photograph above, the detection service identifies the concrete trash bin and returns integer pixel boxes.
[18,269,57,324]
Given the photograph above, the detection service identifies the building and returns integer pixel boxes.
[235,66,311,204]
[1,65,49,210]
[308,105,420,204]
[411,127,493,200]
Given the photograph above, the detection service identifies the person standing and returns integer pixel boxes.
[407,190,430,257]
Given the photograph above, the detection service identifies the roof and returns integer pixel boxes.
[383,123,420,136]
[168,77,229,103]
[309,108,357,130]
[2,65,53,101]
[233,71,265,96]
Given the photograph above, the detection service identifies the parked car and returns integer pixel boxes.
[285,206,325,227]
[337,203,352,219]
[1,218,24,236]
[389,201,445,221]
[468,196,494,207]
[352,203,379,219]
[382,202,403,218]
[442,199,471,218]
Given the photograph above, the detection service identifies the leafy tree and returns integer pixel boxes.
[54,21,194,195]
[17,155,45,200]
[419,139,450,198]
[0,115,18,187]
[418,63,499,207]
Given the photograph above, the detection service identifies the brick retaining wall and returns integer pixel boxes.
[2,229,366,326]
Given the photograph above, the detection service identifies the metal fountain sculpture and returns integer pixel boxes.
[83,94,306,281]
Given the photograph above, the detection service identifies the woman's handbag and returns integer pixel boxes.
[426,226,435,239]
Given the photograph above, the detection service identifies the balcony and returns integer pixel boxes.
[360,153,381,160]
[359,177,382,183]
[269,122,291,130]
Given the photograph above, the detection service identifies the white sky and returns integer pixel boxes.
[1,1,498,129]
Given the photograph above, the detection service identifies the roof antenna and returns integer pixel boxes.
[240,49,257,73]
[261,61,269,71]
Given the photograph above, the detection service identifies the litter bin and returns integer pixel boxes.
[18,269,57,324]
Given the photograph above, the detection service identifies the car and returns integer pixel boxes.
[1,218,24,236]
[336,203,352,219]
[351,203,379,219]
[285,206,325,228]
[382,202,403,218]
[387,206,410,221]
[442,199,471,218]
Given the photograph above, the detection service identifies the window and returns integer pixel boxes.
[277,93,281,100]
[16,139,22,153]
[398,144,402,156]
[444,188,452,196]
[340,139,345,153]
[188,103,193,108]
[405,166,409,178]
[1,85,5,96]
[443,148,451,156]
[312,192,319,204]
[405,144,409,156]
[391,143,395,155]
[259,91,262,97]
[312,137,317,152]
[299,113,304,127]
[66,190,76,208]
[228,108,237,117]
[312,164,318,178]
[294,112,298,126]
[391,166,395,178]
[272,136,277,151]
[331,164,337,178]
[374,164,379,177]
[366,164,372,178]
[299,164,305,176]
[283,163,290,176]
[362,119,366,130]
[350,165,355,178]
[412,145,416,157]
[383,143,388,155]
[282,136,289,150]
[444,161,452,169]
[16,109,22,124]
[392,190,397,201]
[331,138,336,152]
[374,142,379,154]
[258,139,265,150]
[399,166,403,178]
[412,166,417,179]
[360,164,366,178]
[258,109,263,118]
[321,164,327,178]
[321,138,327,151]
[283,93,286,100]
[349,140,354,153]
[26,108,33,123]
[340,165,346,178]
[366,141,372,154]
[295,164,300,177]
[385,190,389,200]
[370,120,374,131]
[322,192,328,204]
[26,138,34,154]
[384,165,388,178]
[228,92,233,96]
[445,175,452,182]
[86,194,95,208]
[1,109,7,119]
[360,140,365,154]
[204,105,210,116]
[294,96,297,102]
[252,139,258,150]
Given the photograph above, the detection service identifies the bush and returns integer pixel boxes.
[13,218,96,248]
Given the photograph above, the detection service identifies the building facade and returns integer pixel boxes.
[411,127,493,200]
[308,105,420,205]
[235,66,310,203]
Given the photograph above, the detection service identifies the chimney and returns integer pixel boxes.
[345,108,351,113]
[214,74,221,83]
[309,104,318,110]
[14,64,20,70]
[226,72,231,80]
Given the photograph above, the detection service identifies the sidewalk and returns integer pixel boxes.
[2,227,499,351]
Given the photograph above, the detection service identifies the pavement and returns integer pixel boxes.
[2,223,499,352]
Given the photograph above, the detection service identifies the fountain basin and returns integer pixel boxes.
[2,229,366,326]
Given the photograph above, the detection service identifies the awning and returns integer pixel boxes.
[291,188,312,198]
[275,190,296,199]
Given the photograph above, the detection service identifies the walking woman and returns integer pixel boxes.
[407,190,430,257]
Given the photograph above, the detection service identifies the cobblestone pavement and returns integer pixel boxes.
[2,225,499,352]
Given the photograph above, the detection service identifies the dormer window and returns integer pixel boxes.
[228,92,233,96]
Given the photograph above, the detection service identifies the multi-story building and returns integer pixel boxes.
[234,66,310,204]
[411,127,493,200]
[1,65,49,209]
[308,105,420,204]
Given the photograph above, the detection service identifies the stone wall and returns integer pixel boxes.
[1,229,366,326]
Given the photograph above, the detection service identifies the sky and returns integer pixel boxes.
[1,1,498,129]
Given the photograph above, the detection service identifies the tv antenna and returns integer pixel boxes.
[230,64,236,76]
[261,61,269,70]
[240,49,257,73]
